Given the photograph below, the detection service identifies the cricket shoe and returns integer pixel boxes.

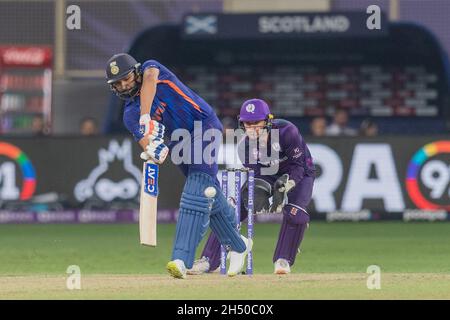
[274,258,291,275]
[211,266,220,273]
[166,259,187,279]
[227,235,253,277]
[187,256,210,275]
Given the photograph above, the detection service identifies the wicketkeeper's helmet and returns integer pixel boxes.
[238,99,274,130]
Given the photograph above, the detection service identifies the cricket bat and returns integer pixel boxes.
[139,160,159,246]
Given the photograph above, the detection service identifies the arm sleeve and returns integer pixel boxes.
[142,60,160,72]
[282,125,307,185]
[142,60,170,81]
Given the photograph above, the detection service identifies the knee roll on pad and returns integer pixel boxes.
[183,171,217,198]
[172,171,216,268]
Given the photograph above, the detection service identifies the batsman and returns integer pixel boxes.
[190,98,316,275]
[105,53,252,279]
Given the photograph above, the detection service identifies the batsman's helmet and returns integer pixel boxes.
[106,53,142,100]
[238,98,274,130]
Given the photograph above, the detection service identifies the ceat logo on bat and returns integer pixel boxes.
[145,163,159,197]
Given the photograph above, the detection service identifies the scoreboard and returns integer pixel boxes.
[175,12,444,120]
[107,12,448,135]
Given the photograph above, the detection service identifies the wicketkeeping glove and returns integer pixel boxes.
[271,174,296,213]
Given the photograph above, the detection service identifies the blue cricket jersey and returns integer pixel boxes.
[122,60,221,143]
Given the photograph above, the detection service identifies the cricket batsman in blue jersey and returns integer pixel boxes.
[105,53,251,278]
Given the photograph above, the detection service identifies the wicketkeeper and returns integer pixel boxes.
[189,98,315,275]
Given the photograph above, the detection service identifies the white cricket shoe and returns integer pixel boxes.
[227,235,253,277]
[166,259,187,279]
[187,256,210,275]
[274,258,291,275]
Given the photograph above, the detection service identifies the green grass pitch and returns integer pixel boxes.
[1,222,450,299]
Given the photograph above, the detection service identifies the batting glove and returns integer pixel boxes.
[143,137,169,164]
[140,151,151,161]
[139,114,165,136]
[148,120,165,140]
[139,114,152,136]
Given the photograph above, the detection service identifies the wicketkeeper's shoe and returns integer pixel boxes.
[274,258,291,275]
[227,235,253,277]
[187,256,210,275]
[166,259,187,279]
[211,266,220,273]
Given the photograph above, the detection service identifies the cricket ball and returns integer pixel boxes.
[204,187,217,198]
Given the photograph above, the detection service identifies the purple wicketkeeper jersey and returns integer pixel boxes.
[122,60,220,143]
[238,119,315,184]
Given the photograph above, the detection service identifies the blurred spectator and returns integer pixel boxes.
[310,116,327,137]
[31,115,48,136]
[359,118,378,137]
[80,117,99,136]
[325,109,357,136]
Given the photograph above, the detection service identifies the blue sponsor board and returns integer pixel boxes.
[144,162,159,197]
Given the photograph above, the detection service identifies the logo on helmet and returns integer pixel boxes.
[246,103,256,114]
[110,61,119,75]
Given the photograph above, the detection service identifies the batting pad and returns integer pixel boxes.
[171,172,213,268]
[210,190,246,254]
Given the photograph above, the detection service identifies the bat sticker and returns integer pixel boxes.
[144,163,159,197]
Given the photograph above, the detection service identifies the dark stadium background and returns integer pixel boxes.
[1,0,449,221]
